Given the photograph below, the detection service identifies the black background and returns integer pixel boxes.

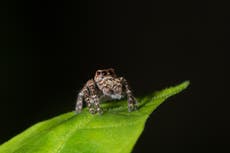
[0,1,228,153]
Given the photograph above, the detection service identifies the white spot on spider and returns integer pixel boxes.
[110,94,123,100]
[79,92,84,96]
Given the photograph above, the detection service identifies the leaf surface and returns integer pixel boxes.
[0,81,189,153]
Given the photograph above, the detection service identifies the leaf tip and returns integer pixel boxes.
[180,80,190,90]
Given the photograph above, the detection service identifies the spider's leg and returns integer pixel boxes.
[85,96,96,114]
[120,77,138,112]
[87,80,103,114]
[75,85,88,113]
[92,95,103,114]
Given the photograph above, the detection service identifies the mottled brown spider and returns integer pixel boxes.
[75,68,138,114]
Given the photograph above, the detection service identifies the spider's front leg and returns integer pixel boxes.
[120,77,138,112]
[76,80,103,114]
[87,80,103,114]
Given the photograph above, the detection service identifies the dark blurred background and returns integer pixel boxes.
[0,1,228,153]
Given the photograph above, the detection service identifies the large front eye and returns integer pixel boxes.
[109,70,113,75]
[96,71,101,75]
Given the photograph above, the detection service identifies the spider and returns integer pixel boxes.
[75,68,138,114]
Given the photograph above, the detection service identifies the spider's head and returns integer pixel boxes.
[94,68,116,82]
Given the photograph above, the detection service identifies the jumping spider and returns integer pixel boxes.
[75,68,138,114]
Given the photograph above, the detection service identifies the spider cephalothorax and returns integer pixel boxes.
[75,68,138,114]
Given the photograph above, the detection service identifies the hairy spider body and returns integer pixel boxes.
[75,68,137,114]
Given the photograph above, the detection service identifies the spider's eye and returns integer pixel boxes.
[109,70,113,75]
[96,71,101,75]
[102,71,107,75]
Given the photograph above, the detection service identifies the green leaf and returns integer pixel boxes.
[0,81,189,153]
